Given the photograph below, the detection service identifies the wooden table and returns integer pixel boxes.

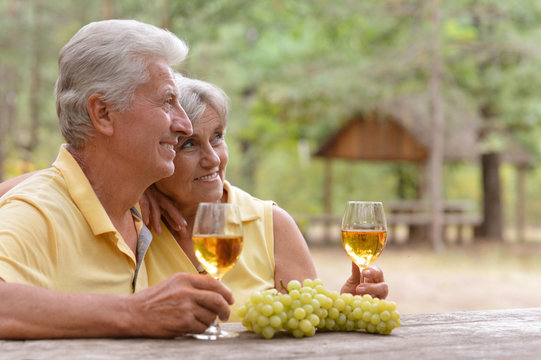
[1,308,539,359]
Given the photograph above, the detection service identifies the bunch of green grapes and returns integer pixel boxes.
[236,278,400,339]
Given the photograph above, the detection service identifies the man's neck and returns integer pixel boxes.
[66,144,145,223]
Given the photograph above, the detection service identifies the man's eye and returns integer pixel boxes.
[164,98,175,109]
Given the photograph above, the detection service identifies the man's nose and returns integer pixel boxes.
[172,103,193,136]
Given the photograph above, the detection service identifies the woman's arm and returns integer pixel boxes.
[272,205,388,299]
[0,172,36,198]
[272,205,317,291]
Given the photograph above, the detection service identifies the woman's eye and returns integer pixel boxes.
[213,132,224,142]
[177,140,194,151]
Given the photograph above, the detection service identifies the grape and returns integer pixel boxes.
[328,307,340,320]
[269,315,282,329]
[336,313,347,326]
[237,279,401,339]
[380,310,391,322]
[287,280,302,292]
[263,294,274,305]
[302,304,314,316]
[287,317,299,329]
[289,289,301,300]
[352,307,363,320]
[334,298,346,311]
[293,307,306,320]
[307,313,320,327]
[257,315,269,327]
[300,292,312,304]
[299,319,313,333]
[261,304,273,317]
[262,326,275,339]
[272,301,284,314]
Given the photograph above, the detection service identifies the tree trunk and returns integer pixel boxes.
[428,0,444,252]
[479,152,503,240]
[516,166,527,242]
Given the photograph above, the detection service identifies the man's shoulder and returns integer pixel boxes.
[0,168,68,208]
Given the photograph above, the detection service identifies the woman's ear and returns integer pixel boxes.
[87,93,114,136]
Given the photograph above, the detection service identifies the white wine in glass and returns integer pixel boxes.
[341,201,387,283]
[190,202,243,340]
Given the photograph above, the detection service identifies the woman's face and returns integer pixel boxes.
[156,105,228,209]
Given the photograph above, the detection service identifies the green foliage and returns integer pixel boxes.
[3,0,541,229]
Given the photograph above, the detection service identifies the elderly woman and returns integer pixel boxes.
[142,75,388,321]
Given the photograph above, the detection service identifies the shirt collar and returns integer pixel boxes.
[52,145,124,236]
[223,180,260,223]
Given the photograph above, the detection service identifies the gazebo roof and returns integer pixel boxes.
[314,95,533,167]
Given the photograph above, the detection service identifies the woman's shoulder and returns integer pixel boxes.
[225,181,274,205]
[225,181,275,220]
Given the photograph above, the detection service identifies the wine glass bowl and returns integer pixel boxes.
[341,201,387,283]
[190,202,243,340]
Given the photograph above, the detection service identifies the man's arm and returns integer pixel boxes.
[0,273,233,339]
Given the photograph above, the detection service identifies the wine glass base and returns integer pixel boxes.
[188,323,239,340]
[190,330,239,340]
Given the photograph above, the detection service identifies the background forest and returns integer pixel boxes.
[3,0,541,243]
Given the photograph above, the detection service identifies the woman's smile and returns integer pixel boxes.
[195,172,219,181]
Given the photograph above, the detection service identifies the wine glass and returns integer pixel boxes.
[341,201,387,283]
[190,202,243,340]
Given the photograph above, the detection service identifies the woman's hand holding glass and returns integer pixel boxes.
[340,201,388,299]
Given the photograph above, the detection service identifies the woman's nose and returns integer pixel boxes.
[200,144,220,167]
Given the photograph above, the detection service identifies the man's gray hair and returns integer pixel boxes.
[56,19,189,148]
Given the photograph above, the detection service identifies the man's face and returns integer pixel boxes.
[110,58,192,183]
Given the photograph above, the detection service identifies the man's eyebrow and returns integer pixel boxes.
[163,88,178,98]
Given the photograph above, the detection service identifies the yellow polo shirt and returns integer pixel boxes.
[0,146,150,294]
[145,181,275,321]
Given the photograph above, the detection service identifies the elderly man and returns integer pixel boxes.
[0,19,232,339]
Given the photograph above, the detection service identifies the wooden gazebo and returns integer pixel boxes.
[313,95,533,243]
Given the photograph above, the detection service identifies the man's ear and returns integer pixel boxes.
[87,93,114,136]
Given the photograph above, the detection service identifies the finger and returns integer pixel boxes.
[139,194,150,226]
[163,213,182,233]
[162,201,187,230]
[149,196,162,234]
[192,275,234,305]
[192,304,221,329]
[363,266,385,283]
[357,282,388,300]
[350,262,361,283]
[192,288,232,322]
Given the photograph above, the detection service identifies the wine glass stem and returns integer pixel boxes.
[359,266,364,284]
[212,276,222,332]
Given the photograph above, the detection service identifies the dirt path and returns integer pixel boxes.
[309,241,541,314]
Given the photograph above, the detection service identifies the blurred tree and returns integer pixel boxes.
[444,0,541,240]
[2,0,541,240]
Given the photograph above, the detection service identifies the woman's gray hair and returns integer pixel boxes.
[174,74,230,125]
[56,19,189,148]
